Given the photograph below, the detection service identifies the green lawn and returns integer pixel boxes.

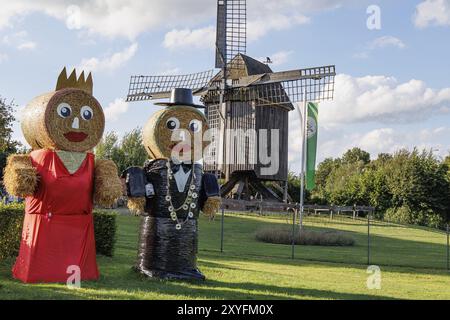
[0,213,449,300]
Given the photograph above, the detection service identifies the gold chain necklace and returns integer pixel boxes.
[165,161,199,230]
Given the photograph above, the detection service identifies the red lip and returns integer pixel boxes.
[64,132,88,142]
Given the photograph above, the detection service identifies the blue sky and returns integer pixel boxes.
[0,0,449,172]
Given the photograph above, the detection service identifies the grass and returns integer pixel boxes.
[0,212,449,300]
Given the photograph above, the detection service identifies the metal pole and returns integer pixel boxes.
[447,223,449,271]
[221,65,229,182]
[220,207,225,253]
[297,91,308,229]
[291,208,297,259]
[367,211,371,265]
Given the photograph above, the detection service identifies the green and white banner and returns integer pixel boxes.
[306,102,319,191]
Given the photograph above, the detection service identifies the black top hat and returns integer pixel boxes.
[155,88,205,109]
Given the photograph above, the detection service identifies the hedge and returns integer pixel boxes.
[0,203,24,261]
[93,210,118,257]
[0,203,118,260]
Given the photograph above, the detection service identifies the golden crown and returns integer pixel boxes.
[55,67,93,95]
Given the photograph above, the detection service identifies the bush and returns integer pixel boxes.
[255,227,355,247]
[385,205,445,229]
[93,210,118,257]
[0,203,118,260]
[0,203,25,260]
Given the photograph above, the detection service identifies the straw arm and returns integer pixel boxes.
[93,159,122,208]
[127,197,146,216]
[202,196,221,219]
[3,154,38,198]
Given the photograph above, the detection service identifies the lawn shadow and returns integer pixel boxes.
[0,271,394,300]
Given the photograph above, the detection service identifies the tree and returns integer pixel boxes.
[323,161,367,206]
[311,157,341,203]
[95,128,147,174]
[95,132,120,160]
[384,149,450,226]
[308,147,450,228]
[444,155,450,180]
[117,128,148,173]
[0,97,20,178]
[342,147,370,165]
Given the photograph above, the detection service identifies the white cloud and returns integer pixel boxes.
[163,26,215,50]
[414,0,450,28]
[0,52,8,63]
[320,74,450,125]
[104,98,129,122]
[288,120,450,172]
[258,50,294,66]
[0,1,215,40]
[2,31,37,50]
[0,0,353,40]
[158,67,182,76]
[287,73,450,171]
[78,42,138,73]
[354,35,405,59]
[369,36,406,49]
[324,127,447,160]
[248,13,310,41]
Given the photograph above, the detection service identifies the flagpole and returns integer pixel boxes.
[298,89,308,230]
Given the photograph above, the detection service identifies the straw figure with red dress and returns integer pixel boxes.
[3,68,122,283]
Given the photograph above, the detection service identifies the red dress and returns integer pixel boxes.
[12,149,99,283]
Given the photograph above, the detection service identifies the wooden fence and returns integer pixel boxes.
[220,199,375,219]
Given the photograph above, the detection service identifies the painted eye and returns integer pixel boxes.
[80,106,93,121]
[166,117,180,130]
[57,103,72,118]
[189,119,202,133]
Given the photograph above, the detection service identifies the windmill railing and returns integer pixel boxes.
[220,199,375,215]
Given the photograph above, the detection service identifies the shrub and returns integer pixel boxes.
[0,203,25,260]
[93,210,118,257]
[385,205,445,229]
[255,227,355,247]
[0,203,118,260]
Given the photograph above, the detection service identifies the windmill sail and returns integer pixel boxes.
[215,0,247,71]
[215,0,227,68]
[126,70,214,102]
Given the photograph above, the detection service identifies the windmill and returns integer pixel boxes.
[126,0,335,205]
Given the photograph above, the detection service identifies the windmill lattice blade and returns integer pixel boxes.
[203,66,336,106]
[126,70,214,102]
[215,0,247,70]
[234,65,336,87]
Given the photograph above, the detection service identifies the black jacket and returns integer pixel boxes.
[123,159,220,218]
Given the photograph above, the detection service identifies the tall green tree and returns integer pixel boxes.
[444,155,450,180]
[311,157,341,203]
[0,97,20,178]
[342,147,370,165]
[95,128,147,174]
[118,128,148,173]
[309,147,450,227]
[384,149,450,224]
[95,132,120,161]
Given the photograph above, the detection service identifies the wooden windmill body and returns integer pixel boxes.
[202,54,293,201]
